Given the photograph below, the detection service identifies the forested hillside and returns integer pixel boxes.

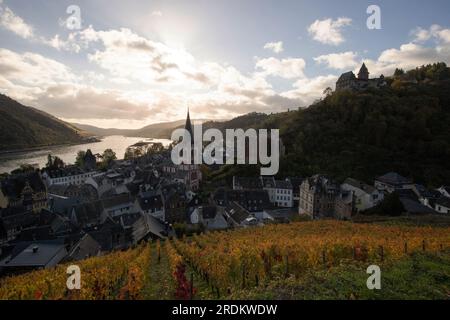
[208,63,450,187]
[0,94,88,151]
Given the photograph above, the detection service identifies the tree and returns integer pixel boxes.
[101,149,117,168]
[323,87,333,97]
[46,154,53,168]
[45,154,65,170]
[75,150,86,168]
[53,156,65,169]
[394,68,405,77]
[147,142,164,155]
[363,192,405,216]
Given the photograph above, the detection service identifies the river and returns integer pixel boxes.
[0,136,172,174]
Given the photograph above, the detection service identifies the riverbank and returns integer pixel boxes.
[0,137,102,155]
[0,136,172,174]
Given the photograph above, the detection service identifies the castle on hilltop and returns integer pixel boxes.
[336,63,387,91]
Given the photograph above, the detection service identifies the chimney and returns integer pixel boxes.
[32,245,39,253]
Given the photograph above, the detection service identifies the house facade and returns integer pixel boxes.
[435,197,450,214]
[42,166,98,187]
[299,175,339,219]
[374,172,414,193]
[0,172,47,213]
[341,178,384,212]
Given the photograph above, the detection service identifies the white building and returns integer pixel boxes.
[435,197,450,214]
[42,166,98,186]
[437,186,450,198]
[341,178,384,212]
[274,180,293,208]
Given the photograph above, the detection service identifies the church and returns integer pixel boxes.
[336,63,387,91]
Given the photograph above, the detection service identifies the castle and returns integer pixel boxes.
[336,63,387,91]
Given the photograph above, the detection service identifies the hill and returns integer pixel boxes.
[207,63,450,187]
[73,119,218,139]
[1,221,449,300]
[0,94,90,151]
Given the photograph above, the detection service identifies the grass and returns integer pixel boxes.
[227,251,450,300]
[142,243,175,300]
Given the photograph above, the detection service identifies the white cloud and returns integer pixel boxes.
[0,48,76,86]
[255,57,306,79]
[314,51,358,70]
[281,75,338,105]
[412,25,450,44]
[263,41,284,54]
[308,17,352,46]
[0,4,33,39]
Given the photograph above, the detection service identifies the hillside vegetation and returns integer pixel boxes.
[0,94,88,151]
[207,63,450,187]
[1,221,449,300]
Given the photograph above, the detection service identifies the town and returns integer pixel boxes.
[0,107,449,276]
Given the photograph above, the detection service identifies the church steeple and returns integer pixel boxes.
[185,107,193,139]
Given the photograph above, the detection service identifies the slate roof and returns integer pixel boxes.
[17,225,55,242]
[275,180,293,190]
[132,213,169,243]
[436,196,450,208]
[344,178,377,194]
[0,211,38,235]
[67,233,101,261]
[234,177,263,190]
[304,175,338,193]
[337,71,356,82]
[400,198,436,215]
[375,172,413,186]
[101,193,133,210]
[71,201,104,226]
[214,188,271,211]
[137,192,163,211]
[45,165,84,178]
[0,240,67,268]
[225,202,250,225]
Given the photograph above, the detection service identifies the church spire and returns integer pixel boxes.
[185,107,193,138]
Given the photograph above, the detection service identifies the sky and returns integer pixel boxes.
[0,0,449,129]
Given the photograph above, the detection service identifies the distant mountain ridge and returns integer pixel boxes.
[72,118,223,139]
[0,94,90,152]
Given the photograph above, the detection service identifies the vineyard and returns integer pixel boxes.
[1,221,450,300]
[0,243,151,300]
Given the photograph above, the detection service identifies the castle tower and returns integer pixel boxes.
[358,63,369,81]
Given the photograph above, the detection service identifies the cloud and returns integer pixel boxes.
[263,41,284,54]
[308,17,352,46]
[412,25,450,44]
[72,27,217,87]
[363,42,450,77]
[314,51,359,70]
[281,75,338,105]
[0,48,76,86]
[31,85,154,120]
[255,57,306,79]
[151,11,163,17]
[0,3,33,39]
